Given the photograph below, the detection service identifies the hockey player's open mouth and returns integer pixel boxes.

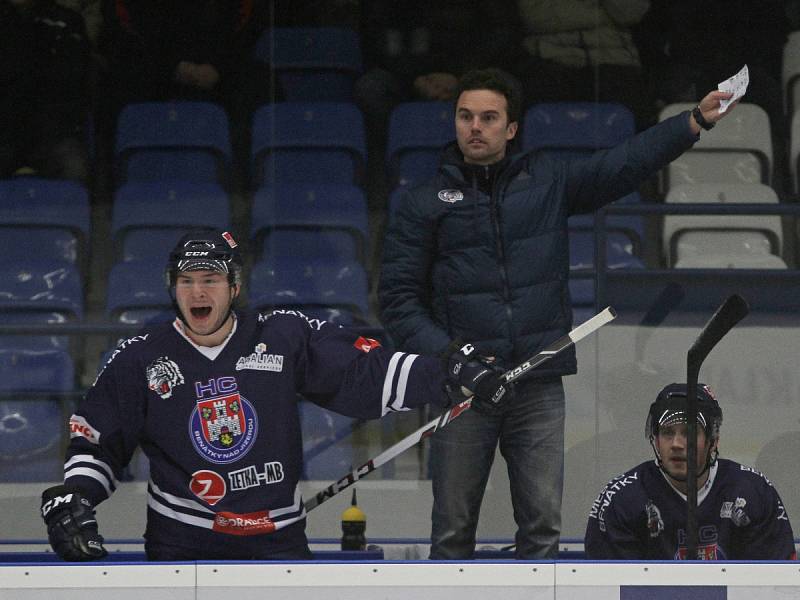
[191,307,212,318]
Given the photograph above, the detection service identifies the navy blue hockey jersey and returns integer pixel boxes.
[585,458,796,560]
[63,310,447,558]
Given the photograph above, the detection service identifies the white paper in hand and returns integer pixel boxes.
[717,65,749,113]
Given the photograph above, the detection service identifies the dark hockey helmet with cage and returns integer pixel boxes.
[165,229,243,288]
[646,382,723,441]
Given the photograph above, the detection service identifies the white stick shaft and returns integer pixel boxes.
[304,306,616,512]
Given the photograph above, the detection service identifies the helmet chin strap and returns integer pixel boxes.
[650,435,719,483]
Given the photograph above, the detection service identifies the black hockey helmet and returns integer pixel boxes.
[165,229,243,288]
[646,382,723,441]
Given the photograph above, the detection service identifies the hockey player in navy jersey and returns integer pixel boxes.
[585,383,796,560]
[39,229,513,561]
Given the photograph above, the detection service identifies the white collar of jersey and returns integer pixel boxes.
[172,313,238,360]
[658,460,719,505]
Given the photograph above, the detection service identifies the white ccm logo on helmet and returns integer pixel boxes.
[185,251,210,256]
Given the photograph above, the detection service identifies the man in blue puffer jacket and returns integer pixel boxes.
[378,67,738,559]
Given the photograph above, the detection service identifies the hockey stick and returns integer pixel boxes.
[685,294,749,559]
[304,306,617,513]
[500,285,686,553]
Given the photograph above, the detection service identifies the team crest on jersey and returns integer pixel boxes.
[438,189,464,203]
[146,357,184,399]
[645,499,664,538]
[189,392,258,464]
[235,343,284,372]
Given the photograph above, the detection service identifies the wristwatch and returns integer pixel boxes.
[691,106,715,131]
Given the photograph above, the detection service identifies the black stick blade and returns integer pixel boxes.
[688,294,750,369]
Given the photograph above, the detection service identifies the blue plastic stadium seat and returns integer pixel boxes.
[0,348,74,482]
[299,398,357,480]
[569,230,645,271]
[249,257,370,324]
[250,102,366,186]
[523,102,636,155]
[568,191,646,256]
[255,27,362,102]
[0,260,83,320]
[386,101,454,186]
[0,311,70,351]
[115,101,232,186]
[251,183,369,264]
[0,178,91,268]
[111,181,231,261]
[106,261,173,324]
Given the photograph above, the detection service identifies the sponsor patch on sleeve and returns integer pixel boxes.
[69,415,101,444]
[354,336,381,353]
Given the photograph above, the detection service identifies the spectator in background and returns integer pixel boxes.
[379,67,738,560]
[354,0,521,178]
[99,0,275,169]
[632,0,790,191]
[509,0,654,128]
[0,0,91,181]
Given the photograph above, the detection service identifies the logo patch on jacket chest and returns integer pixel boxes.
[438,189,464,203]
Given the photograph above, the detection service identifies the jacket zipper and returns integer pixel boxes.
[487,166,515,348]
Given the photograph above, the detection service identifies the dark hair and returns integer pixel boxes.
[455,68,523,124]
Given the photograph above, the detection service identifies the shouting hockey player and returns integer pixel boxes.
[585,383,796,560]
[40,229,512,561]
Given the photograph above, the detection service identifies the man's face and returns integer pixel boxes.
[455,89,518,165]
[174,270,238,344]
[656,422,716,482]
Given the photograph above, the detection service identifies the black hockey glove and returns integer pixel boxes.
[41,484,107,561]
[445,342,514,415]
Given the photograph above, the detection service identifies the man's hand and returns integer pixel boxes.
[445,342,514,415]
[41,484,107,561]
[690,91,736,134]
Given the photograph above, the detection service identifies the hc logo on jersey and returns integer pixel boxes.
[189,378,258,464]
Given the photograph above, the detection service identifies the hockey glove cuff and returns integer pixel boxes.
[445,342,514,415]
[41,484,107,561]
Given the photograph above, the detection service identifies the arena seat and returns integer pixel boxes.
[249,257,370,324]
[522,102,636,156]
[0,311,70,352]
[569,230,645,271]
[250,102,366,187]
[657,102,773,191]
[0,178,91,270]
[568,191,646,256]
[0,260,83,319]
[299,398,357,480]
[673,250,788,269]
[0,348,74,482]
[386,101,454,186]
[251,183,369,264]
[106,261,173,325]
[111,181,231,261]
[662,183,784,267]
[791,109,800,194]
[255,27,362,102]
[782,31,800,118]
[115,101,232,186]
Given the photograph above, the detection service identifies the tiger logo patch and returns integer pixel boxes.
[146,357,185,399]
